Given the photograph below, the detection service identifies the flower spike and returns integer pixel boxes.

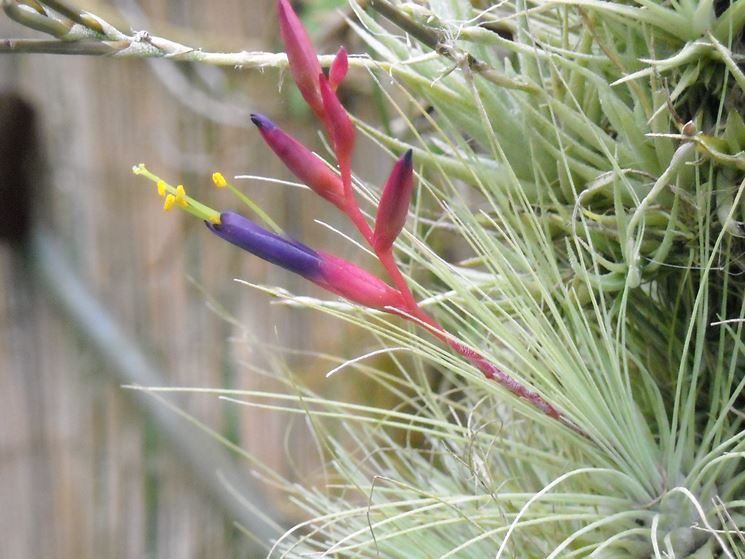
[329,47,349,90]
[277,0,325,121]
[251,113,346,210]
[373,149,414,252]
[132,0,580,429]
[206,211,404,310]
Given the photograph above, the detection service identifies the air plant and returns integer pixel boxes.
[6,0,745,555]
[137,0,745,557]
[131,0,745,555]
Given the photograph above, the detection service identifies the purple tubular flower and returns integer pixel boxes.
[206,212,321,278]
[206,212,405,310]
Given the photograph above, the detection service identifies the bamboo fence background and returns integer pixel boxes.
[0,1,391,556]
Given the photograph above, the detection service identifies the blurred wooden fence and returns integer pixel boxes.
[0,1,389,557]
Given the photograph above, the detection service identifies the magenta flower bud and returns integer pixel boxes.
[329,47,349,90]
[316,253,405,310]
[319,73,355,163]
[251,113,346,209]
[277,0,325,120]
[206,212,404,310]
[373,150,414,252]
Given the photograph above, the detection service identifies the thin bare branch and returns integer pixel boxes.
[0,37,120,54]
[1,0,537,93]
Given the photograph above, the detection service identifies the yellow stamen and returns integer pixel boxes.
[212,172,227,188]
[163,194,176,211]
[175,184,188,207]
[134,163,221,223]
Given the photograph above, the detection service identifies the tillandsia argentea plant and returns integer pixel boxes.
[5,0,745,556]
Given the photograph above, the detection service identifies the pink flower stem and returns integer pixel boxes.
[339,160,376,246]
[266,0,586,434]
[376,248,419,311]
[385,237,583,431]
[331,123,581,435]
[404,291,568,425]
[344,195,574,428]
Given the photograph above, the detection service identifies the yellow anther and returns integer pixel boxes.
[163,194,176,211]
[157,180,167,197]
[174,184,188,207]
[212,172,227,188]
[210,214,221,225]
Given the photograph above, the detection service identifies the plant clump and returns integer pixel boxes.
[5,0,745,555]
[139,0,745,555]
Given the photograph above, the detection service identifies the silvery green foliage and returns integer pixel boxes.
[13,0,745,555]
[262,1,745,557]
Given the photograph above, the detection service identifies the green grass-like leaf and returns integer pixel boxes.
[144,0,745,556]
